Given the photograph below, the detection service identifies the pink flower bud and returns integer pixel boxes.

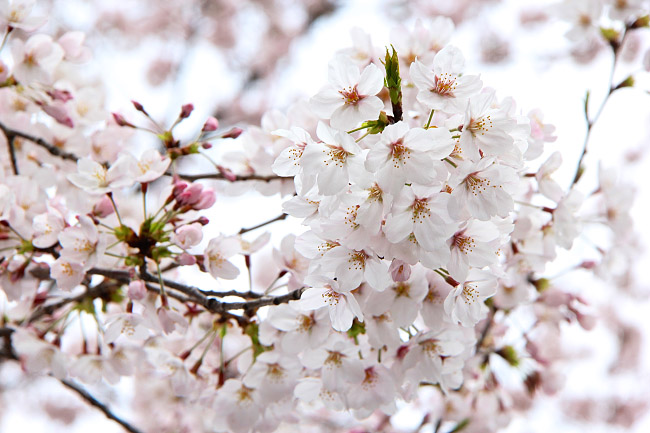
[202,116,219,132]
[197,216,209,225]
[127,280,147,301]
[179,103,194,119]
[201,142,212,149]
[576,311,597,331]
[177,252,197,266]
[193,188,216,210]
[131,100,146,112]
[222,127,243,139]
[92,196,115,218]
[173,223,203,249]
[42,103,74,128]
[112,112,134,128]
[171,180,188,197]
[389,259,411,282]
[217,165,237,182]
[46,89,74,102]
[176,183,203,207]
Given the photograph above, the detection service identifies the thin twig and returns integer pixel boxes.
[238,213,287,235]
[60,379,143,433]
[476,307,495,353]
[199,289,265,299]
[0,121,79,162]
[89,267,305,314]
[28,284,112,323]
[7,134,18,174]
[176,172,283,182]
[571,26,629,186]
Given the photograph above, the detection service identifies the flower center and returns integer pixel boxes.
[339,85,362,105]
[453,234,476,255]
[433,73,457,97]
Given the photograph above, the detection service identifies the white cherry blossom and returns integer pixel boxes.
[365,121,452,195]
[299,275,363,332]
[67,155,135,194]
[444,269,497,327]
[310,56,384,130]
[410,45,482,113]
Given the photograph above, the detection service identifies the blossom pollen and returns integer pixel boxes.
[468,115,493,136]
[453,234,476,254]
[462,284,478,304]
[390,139,411,166]
[464,173,491,195]
[321,289,341,306]
[324,146,348,167]
[339,85,363,105]
[324,350,343,366]
[432,73,457,97]
[266,363,286,382]
[393,282,411,298]
[348,250,367,270]
[297,314,314,332]
[362,367,378,389]
[411,198,431,223]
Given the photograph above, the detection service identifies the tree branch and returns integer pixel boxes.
[0,121,79,163]
[238,213,287,235]
[571,26,629,187]
[60,379,143,433]
[88,267,305,314]
[6,134,18,174]
[176,172,284,182]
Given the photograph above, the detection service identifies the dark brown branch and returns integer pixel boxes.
[7,134,18,174]
[60,379,143,433]
[238,213,287,235]
[199,289,264,299]
[0,121,79,162]
[476,306,496,354]
[176,172,284,182]
[88,267,305,314]
[28,284,111,323]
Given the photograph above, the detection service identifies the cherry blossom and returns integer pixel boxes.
[410,45,482,113]
[310,56,384,130]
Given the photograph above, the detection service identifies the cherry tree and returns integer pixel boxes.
[0,0,649,432]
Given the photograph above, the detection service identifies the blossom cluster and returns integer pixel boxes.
[0,1,648,433]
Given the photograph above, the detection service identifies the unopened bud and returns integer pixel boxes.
[180,103,194,119]
[112,112,135,128]
[177,253,197,266]
[201,142,212,149]
[92,196,115,218]
[127,280,147,301]
[217,165,237,182]
[389,259,411,282]
[131,100,146,112]
[202,116,219,132]
[222,127,243,139]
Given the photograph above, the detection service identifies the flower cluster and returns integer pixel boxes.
[0,2,648,433]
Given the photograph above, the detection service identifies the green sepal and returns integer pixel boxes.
[383,46,403,122]
[347,319,366,344]
[496,345,520,367]
[245,322,271,359]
